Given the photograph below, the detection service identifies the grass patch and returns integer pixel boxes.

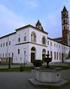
[0,63,70,72]
[51,65,70,70]
[0,66,33,72]
[41,64,70,70]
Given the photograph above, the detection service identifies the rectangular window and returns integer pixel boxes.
[59,45,60,48]
[1,44,2,47]
[24,51,26,55]
[59,53,61,60]
[6,42,8,46]
[47,50,49,55]
[50,42,52,46]
[48,41,49,45]
[54,52,56,59]
[9,41,11,45]
[18,37,20,42]
[51,51,52,58]
[18,49,20,54]
[5,53,7,57]
[57,52,58,60]
[3,43,5,47]
[9,53,10,57]
[12,53,13,58]
[24,36,26,41]
[54,43,55,47]
[3,53,4,57]
[24,51,26,63]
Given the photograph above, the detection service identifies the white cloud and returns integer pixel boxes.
[0,4,26,36]
[25,0,39,8]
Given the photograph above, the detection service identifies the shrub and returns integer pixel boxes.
[20,65,24,72]
[32,60,43,67]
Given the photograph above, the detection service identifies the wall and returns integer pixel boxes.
[0,26,69,64]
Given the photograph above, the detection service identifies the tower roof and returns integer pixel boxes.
[62,6,68,12]
[36,20,41,26]
[35,20,44,31]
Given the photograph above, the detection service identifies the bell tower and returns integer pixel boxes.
[61,6,69,45]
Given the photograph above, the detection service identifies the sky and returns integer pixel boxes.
[0,0,70,38]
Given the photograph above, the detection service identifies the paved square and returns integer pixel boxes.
[0,71,70,89]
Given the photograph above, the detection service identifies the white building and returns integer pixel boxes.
[0,6,70,64]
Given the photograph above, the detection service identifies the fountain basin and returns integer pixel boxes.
[35,69,61,83]
[29,68,68,86]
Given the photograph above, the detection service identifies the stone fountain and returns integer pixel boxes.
[29,54,68,86]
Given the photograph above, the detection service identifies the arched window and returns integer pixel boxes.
[31,47,36,63]
[31,32,36,43]
[42,49,46,54]
[31,47,36,52]
[42,49,46,60]
[42,36,46,45]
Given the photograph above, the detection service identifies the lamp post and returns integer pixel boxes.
[20,57,23,71]
[8,57,11,69]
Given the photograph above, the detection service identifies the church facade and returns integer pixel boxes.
[0,7,70,64]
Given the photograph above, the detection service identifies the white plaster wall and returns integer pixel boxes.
[28,43,47,61]
[28,27,48,45]
[0,26,70,64]
[47,38,70,62]
[0,33,16,63]
[16,28,29,44]
[14,27,48,63]
[68,33,70,46]
[13,44,29,63]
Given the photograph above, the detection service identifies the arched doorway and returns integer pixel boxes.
[42,49,46,61]
[31,47,36,63]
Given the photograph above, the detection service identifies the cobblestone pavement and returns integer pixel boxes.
[0,72,70,89]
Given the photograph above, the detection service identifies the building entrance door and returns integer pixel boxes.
[31,53,35,63]
[31,47,36,63]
